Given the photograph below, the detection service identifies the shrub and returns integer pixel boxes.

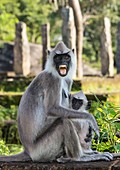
[91,97,120,153]
[0,140,10,155]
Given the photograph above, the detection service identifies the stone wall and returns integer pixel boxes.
[0,43,14,72]
[29,43,43,75]
[0,42,43,76]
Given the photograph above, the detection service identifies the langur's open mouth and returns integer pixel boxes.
[59,65,67,75]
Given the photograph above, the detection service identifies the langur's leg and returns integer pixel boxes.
[78,122,98,155]
[57,119,83,162]
[28,119,64,162]
[57,120,113,163]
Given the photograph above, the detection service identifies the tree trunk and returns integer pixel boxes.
[100,17,114,77]
[68,0,83,79]
[61,6,76,51]
[116,22,120,74]
[41,23,50,69]
[69,0,83,79]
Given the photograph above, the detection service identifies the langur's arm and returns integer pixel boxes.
[48,105,99,137]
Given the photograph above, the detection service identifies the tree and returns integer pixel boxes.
[61,7,76,51]
[100,17,114,77]
[16,0,53,43]
[0,0,53,43]
[116,22,120,74]
[68,0,83,79]
[0,0,19,41]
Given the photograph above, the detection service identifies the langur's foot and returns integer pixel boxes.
[57,156,71,163]
[102,152,113,160]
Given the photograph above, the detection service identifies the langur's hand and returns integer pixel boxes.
[94,131,100,143]
[89,114,100,140]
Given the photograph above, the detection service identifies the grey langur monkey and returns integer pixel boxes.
[17,41,99,162]
[0,42,113,162]
[0,41,99,162]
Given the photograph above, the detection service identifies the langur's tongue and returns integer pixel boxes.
[59,65,67,75]
[60,68,67,75]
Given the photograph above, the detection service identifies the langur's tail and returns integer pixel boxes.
[0,151,31,162]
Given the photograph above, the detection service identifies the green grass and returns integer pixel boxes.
[81,77,120,94]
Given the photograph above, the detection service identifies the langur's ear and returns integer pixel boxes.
[47,50,51,55]
[86,101,92,110]
[72,49,74,53]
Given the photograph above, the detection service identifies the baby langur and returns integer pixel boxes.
[69,91,97,154]
[59,91,120,162]
[70,91,120,160]
[70,91,120,159]
[57,91,114,162]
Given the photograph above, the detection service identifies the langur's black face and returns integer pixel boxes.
[71,97,92,110]
[53,54,71,77]
[72,98,83,110]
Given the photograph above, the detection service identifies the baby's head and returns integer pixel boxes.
[69,91,91,111]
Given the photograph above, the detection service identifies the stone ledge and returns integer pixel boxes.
[0,158,120,170]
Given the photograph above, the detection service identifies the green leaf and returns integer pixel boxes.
[97,108,103,112]
[114,144,120,152]
[0,140,10,155]
[114,123,120,130]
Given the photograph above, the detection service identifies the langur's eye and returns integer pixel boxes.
[54,55,61,62]
[55,56,59,60]
[79,99,83,105]
[64,55,70,61]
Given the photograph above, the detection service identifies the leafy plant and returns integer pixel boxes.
[91,97,120,153]
[0,0,19,41]
[0,105,20,144]
[7,144,23,155]
[0,140,10,155]
[0,0,54,43]
[0,105,18,121]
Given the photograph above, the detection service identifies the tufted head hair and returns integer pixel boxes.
[73,91,88,101]
[52,41,71,54]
